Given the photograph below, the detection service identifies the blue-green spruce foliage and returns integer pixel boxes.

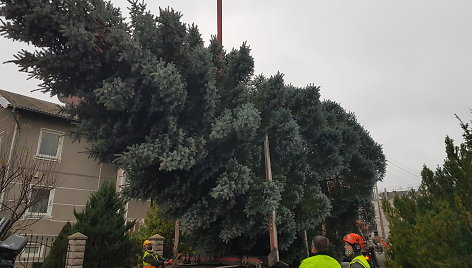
[1,0,385,259]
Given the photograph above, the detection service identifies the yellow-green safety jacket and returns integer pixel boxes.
[299,254,342,268]
[143,250,159,268]
[349,254,370,268]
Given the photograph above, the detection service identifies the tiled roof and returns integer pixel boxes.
[0,89,69,119]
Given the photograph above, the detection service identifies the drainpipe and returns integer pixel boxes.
[121,170,129,220]
[97,163,102,188]
[115,168,129,220]
[0,107,21,209]
[7,107,21,165]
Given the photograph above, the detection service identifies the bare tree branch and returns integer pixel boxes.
[0,130,60,237]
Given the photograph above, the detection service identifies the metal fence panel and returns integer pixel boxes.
[15,234,56,268]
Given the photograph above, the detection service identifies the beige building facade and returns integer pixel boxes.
[0,89,150,238]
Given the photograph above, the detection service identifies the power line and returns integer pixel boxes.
[388,156,418,174]
[387,159,421,179]
[381,183,421,192]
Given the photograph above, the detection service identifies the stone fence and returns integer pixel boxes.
[65,232,164,268]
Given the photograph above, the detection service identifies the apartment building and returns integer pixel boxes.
[0,88,150,238]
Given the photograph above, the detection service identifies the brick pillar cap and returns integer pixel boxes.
[149,234,164,240]
[68,232,88,240]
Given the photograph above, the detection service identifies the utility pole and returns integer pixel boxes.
[375,183,386,238]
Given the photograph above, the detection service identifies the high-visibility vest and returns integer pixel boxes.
[143,250,158,268]
[349,255,370,268]
[299,254,342,268]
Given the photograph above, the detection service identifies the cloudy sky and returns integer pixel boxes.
[1,0,471,191]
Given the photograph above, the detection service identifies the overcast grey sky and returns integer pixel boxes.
[1,0,471,191]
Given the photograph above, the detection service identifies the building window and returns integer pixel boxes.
[20,243,45,259]
[27,187,54,217]
[22,243,41,255]
[36,129,64,160]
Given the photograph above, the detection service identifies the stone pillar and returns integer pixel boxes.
[149,234,165,257]
[66,232,87,268]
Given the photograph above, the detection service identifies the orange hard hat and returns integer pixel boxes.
[143,240,152,247]
[343,233,364,246]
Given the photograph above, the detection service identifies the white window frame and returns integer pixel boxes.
[25,187,55,218]
[35,128,64,161]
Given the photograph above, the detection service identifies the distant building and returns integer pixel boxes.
[372,188,410,240]
[0,89,150,265]
[372,187,410,240]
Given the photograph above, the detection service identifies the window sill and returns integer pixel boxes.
[23,213,52,220]
[34,155,61,162]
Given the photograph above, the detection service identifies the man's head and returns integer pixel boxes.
[311,236,330,254]
[143,240,152,251]
[343,233,363,257]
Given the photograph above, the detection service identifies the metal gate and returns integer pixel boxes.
[15,235,56,268]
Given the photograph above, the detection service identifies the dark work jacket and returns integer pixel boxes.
[143,250,164,267]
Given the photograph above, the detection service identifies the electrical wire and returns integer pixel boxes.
[386,159,421,179]
[388,156,418,174]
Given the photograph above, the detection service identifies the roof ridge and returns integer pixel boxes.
[0,89,60,106]
[0,89,69,119]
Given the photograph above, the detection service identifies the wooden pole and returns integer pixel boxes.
[303,230,310,258]
[173,220,180,259]
[375,183,386,238]
[217,0,222,46]
[264,135,279,265]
